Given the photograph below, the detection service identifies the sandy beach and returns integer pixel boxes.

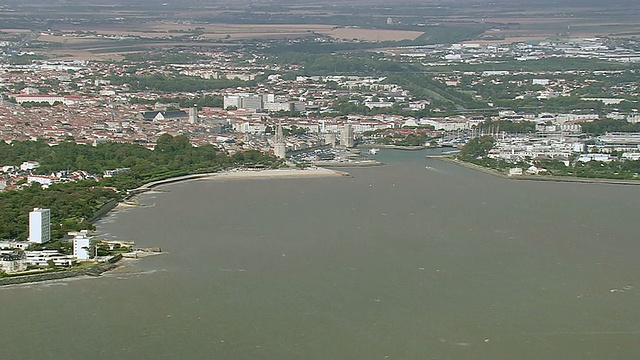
[201,167,350,180]
[114,167,349,210]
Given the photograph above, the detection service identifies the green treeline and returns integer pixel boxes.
[129,94,223,108]
[268,52,412,75]
[0,135,284,241]
[387,73,486,110]
[123,51,212,64]
[107,74,254,92]
[580,118,640,135]
[479,119,536,134]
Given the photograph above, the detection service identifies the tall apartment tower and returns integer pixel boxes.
[29,208,51,244]
[273,124,286,159]
[340,124,354,148]
[188,106,198,124]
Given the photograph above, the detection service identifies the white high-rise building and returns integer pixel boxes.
[29,208,51,244]
[73,232,91,261]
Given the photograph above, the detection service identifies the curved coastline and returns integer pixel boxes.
[1,168,349,287]
[434,156,640,186]
[107,167,350,215]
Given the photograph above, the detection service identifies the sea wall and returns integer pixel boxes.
[88,198,119,223]
[0,255,123,287]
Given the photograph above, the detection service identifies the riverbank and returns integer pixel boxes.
[435,156,640,186]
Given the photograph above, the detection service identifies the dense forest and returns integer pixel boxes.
[0,135,284,241]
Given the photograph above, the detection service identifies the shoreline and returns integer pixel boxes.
[0,251,165,288]
[434,156,640,186]
[0,254,124,287]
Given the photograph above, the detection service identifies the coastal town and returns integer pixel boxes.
[1,36,640,186]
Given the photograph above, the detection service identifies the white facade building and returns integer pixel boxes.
[29,208,51,244]
[73,233,91,261]
[20,161,40,171]
[24,251,75,267]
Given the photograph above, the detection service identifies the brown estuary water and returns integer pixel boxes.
[2,149,640,359]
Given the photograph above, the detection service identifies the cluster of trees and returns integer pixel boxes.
[0,181,116,241]
[457,135,495,161]
[0,135,284,241]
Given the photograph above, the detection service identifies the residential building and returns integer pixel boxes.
[73,232,91,261]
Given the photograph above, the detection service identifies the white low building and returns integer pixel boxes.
[20,161,40,171]
[577,153,613,162]
[24,250,75,267]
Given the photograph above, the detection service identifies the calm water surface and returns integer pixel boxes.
[2,149,640,359]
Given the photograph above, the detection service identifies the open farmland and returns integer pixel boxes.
[1,0,639,60]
